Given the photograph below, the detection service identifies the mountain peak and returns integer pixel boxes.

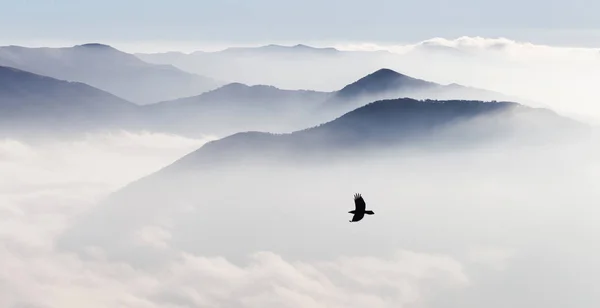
[293,44,311,48]
[219,82,249,89]
[220,44,339,54]
[336,68,438,99]
[212,82,280,93]
[74,43,115,49]
[261,43,336,51]
[347,68,418,87]
[191,82,282,102]
[363,68,406,81]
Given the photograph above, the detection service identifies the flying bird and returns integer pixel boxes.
[349,193,375,222]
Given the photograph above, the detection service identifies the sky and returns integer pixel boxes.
[2,0,600,51]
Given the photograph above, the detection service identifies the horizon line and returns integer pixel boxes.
[2,36,600,54]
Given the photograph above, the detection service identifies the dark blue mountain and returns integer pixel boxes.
[0,65,140,137]
[164,98,586,170]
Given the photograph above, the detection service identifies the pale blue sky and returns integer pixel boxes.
[1,0,599,50]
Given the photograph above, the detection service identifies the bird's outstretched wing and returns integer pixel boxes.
[350,212,365,222]
[354,193,365,212]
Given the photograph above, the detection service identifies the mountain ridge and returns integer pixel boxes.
[56,96,590,264]
[0,43,223,104]
[0,62,553,141]
[0,65,140,137]
[139,67,513,137]
[334,68,439,99]
[154,97,588,174]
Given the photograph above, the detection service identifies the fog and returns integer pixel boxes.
[138,36,600,123]
[2,116,599,307]
[3,36,600,308]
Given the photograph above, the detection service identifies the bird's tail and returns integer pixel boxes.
[365,210,374,215]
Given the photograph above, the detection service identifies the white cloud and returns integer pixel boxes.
[0,132,478,308]
[133,225,172,250]
[466,246,516,271]
[387,37,600,122]
[0,243,471,308]
[2,121,600,308]
[332,36,600,56]
[0,131,214,193]
[149,250,469,308]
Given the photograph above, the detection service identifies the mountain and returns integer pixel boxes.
[151,82,329,108]
[0,43,223,104]
[139,82,332,136]
[161,98,587,170]
[137,44,347,63]
[217,44,342,56]
[0,60,538,141]
[135,44,394,91]
[58,98,589,264]
[134,68,534,138]
[0,65,140,137]
[332,68,439,99]
[322,68,521,114]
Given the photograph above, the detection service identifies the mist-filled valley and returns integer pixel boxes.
[3,125,600,308]
[2,36,600,308]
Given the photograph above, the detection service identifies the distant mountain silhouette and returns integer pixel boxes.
[0,65,139,137]
[156,98,587,172]
[57,97,589,264]
[0,43,223,104]
[152,82,329,108]
[322,68,519,113]
[135,44,392,90]
[218,44,341,55]
[134,69,524,138]
[0,61,545,141]
[333,68,438,100]
[139,82,332,136]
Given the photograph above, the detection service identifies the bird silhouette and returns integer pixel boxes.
[349,193,375,222]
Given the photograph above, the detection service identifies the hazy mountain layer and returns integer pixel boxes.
[0,43,223,104]
[0,62,559,141]
[58,98,589,264]
[137,68,521,137]
[0,65,140,137]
